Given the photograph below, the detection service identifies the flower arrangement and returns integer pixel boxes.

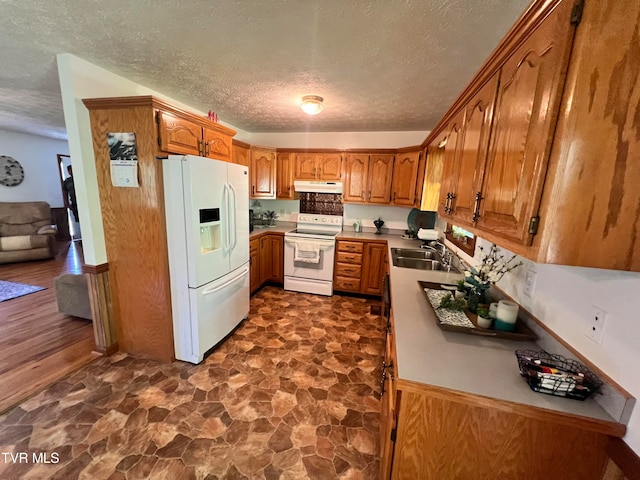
[459,244,523,312]
[462,243,523,287]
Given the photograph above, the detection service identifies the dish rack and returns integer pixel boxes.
[515,350,603,401]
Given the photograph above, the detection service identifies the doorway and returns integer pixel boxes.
[56,154,81,240]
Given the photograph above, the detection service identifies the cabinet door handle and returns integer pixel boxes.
[205,142,210,156]
[445,192,453,214]
[393,192,397,201]
[472,191,482,222]
[197,139,204,156]
[368,191,371,201]
[252,185,256,195]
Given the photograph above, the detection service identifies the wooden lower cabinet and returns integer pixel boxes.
[334,239,386,296]
[362,243,387,295]
[386,382,611,480]
[250,238,261,294]
[251,233,283,293]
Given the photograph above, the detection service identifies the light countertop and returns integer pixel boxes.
[379,234,619,425]
[249,223,296,238]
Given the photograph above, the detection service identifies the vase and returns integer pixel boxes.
[467,283,490,314]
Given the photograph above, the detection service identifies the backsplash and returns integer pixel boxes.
[299,193,343,215]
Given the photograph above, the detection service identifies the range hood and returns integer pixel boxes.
[294,180,343,194]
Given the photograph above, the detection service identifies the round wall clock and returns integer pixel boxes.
[0,156,25,187]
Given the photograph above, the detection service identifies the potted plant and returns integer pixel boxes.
[264,210,278,227]
[455,279,467,300]
[476,305,493,329]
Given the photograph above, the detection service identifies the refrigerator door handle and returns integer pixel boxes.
[228,182,238,250]
[201,266,249,295]
[222,183,230,255]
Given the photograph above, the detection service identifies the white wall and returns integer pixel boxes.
[0,130,69,206]
[445,235,640,455]
[249,131,428,149]
[56,53,251,265]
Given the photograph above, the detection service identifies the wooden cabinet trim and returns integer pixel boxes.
[396,379,625,438]
[420,0,566,149]
[83,96,236,137]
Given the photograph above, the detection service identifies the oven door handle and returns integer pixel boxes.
[284,237,335,247]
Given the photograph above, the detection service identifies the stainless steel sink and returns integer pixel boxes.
[391,248,436,259]
[391,248,459,273]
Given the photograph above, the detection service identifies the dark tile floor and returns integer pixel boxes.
[0,287,385,479]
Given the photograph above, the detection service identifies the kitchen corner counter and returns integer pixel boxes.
[377,233,625,436]
[249,223,296,238]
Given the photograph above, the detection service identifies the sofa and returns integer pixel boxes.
[0,202,58,264]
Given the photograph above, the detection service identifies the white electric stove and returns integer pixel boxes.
[284,214,343,296]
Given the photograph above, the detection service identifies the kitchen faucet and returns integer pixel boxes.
[428,241,455,269]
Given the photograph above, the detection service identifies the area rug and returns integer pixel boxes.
[0,280,45,302]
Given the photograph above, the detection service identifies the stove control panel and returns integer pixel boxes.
[297,214,343,226]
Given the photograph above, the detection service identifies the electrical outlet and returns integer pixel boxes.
[585,306,608,344]
[523,269,537,298]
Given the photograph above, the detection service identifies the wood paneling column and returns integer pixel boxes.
[84,263,118,355]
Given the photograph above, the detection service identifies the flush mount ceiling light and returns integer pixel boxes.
[300,95,324,115]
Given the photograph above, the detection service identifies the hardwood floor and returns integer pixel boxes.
[0,241,100,413]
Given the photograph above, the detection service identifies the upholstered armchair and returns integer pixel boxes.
[0,202,58,264]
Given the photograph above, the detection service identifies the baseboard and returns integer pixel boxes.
[607,437,640,480]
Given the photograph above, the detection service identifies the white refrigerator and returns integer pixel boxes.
[163,154,250,364]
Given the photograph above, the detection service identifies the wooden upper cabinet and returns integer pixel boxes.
[421,143,444,212]
[157,111,202,156]
[157,108,235,161]
[294,154,317,180]
[203,127,231,162]
[438,112,464,217]
[276,153,295,199]
[318,154,342,180]
[232,143,250,167]
[343,154,394,204]
[477,0,576,245]
[294,153,342,180]
[343,154,369,203]
[450,75,499,225]
[368,154,394,204]
[391,151,421,206]
[251,149,276,199]
[413,151,427,208]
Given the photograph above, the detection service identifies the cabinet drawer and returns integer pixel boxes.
[337,252,363,265]
[335,263,362,278]
[334,276,361,292]
[337,241,364,253]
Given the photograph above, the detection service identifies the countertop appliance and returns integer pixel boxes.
[163,154,250,364]
[284,213,343,296]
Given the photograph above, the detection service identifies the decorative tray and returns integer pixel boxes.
[418,281,537,341]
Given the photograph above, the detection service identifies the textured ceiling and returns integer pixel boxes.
[0,0,531,139]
